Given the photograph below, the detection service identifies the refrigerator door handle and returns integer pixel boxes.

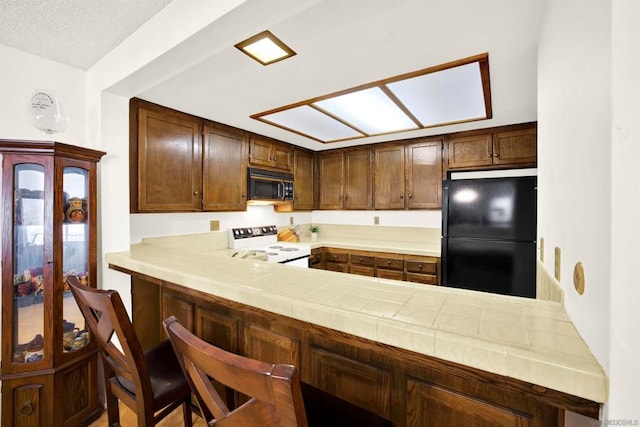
[441,184,449,238]
[440,237,448,286]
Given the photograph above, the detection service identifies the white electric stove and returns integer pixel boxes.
[228,225,311,268]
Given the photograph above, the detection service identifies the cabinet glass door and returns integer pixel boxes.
[12,164,46,363]
[62,166,90,352]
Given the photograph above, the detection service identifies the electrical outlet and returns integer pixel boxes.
[209,220,220,231]
[290,216,294,225]
[374,216,379,225]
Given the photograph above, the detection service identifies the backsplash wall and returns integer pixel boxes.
[130,208,441,243]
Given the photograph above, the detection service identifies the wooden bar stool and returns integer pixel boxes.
[163,315,394,426]
[68,277,193,427]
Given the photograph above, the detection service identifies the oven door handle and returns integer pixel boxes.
[279,180,286,201]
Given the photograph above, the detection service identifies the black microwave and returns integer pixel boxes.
[247,168,294,204]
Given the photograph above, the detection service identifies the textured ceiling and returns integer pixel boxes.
[0,0,173,70]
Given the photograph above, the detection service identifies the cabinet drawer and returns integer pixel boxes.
[375,257,404,271]
[350,254,374,266]
[376,269,404,281]
[406,273,438,285]
[326,263,349,273]
[406,260,437,274]
[350,265,375,277]
[309,251,323,268]
[325,251,349,263]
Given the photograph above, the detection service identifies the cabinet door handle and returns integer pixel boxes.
[19,401,33,416]
[193,190,199,195]
[408,193,413,198]
[400,194,404,199]
[387,261,392,265]
[494,153,499,157]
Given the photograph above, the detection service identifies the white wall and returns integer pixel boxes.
[0,45,87,144]
[312,209,441,229]
[609,0,640,417]
[538,0,611,367]
[538,0,639,422]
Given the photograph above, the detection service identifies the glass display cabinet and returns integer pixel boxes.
[1,140,105,427]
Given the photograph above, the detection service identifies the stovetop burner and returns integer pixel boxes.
[229,225,311,264]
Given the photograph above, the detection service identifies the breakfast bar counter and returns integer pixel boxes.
[106,234,607,425]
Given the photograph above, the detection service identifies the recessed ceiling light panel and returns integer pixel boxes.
[260,105,363,142]
[387,62,486,126]
[235,30,296,65]
[252,53,492,142]
[313,87,419,134]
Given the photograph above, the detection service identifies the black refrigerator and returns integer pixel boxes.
[441,175,537,298]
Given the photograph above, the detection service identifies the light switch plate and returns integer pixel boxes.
[210,220,220,231]
[374,216,379,225]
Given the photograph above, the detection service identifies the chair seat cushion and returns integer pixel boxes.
[300,382,395,427]
[115,340,191,408]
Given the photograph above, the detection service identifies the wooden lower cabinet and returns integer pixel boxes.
[325,248,349,273]
[406,379,533,427]
[406,258,438,285]
[309,247,324,269]
[1,355,100,427]
[243,325,300,367]
[319,247,440,285]
[310,347,391,418]
[126,276,600,427]
[349,253,375,277]
[2,374,52,427]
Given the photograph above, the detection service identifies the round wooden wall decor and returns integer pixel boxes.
[573,262,585,295]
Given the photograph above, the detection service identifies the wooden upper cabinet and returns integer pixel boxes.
[249,136,292,172]
[493,127,537,166]
[293,149,314,210]
[344,147,372,209]
[202,123,248,211]
[136,105,202,212]
[406,139,442,209]
[447,124,537,170]
[318,151,345,209]
[131,99,254,213]
[374,144,405,209]
[447,133,493,169]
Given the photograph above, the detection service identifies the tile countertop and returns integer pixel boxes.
[106,236,608,405]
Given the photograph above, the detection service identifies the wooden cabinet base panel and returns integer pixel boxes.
[122,270,602,426]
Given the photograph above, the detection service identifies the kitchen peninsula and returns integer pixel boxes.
[106,231,606,426]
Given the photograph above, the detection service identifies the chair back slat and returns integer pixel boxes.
[68,277,153,400]
[163,316,309,427]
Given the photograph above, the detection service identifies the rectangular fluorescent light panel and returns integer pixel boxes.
[313,87,419,135]
[235,30,296,65]
[261,105,363,141]
[387,62,486,126]
[251,54,491,142]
